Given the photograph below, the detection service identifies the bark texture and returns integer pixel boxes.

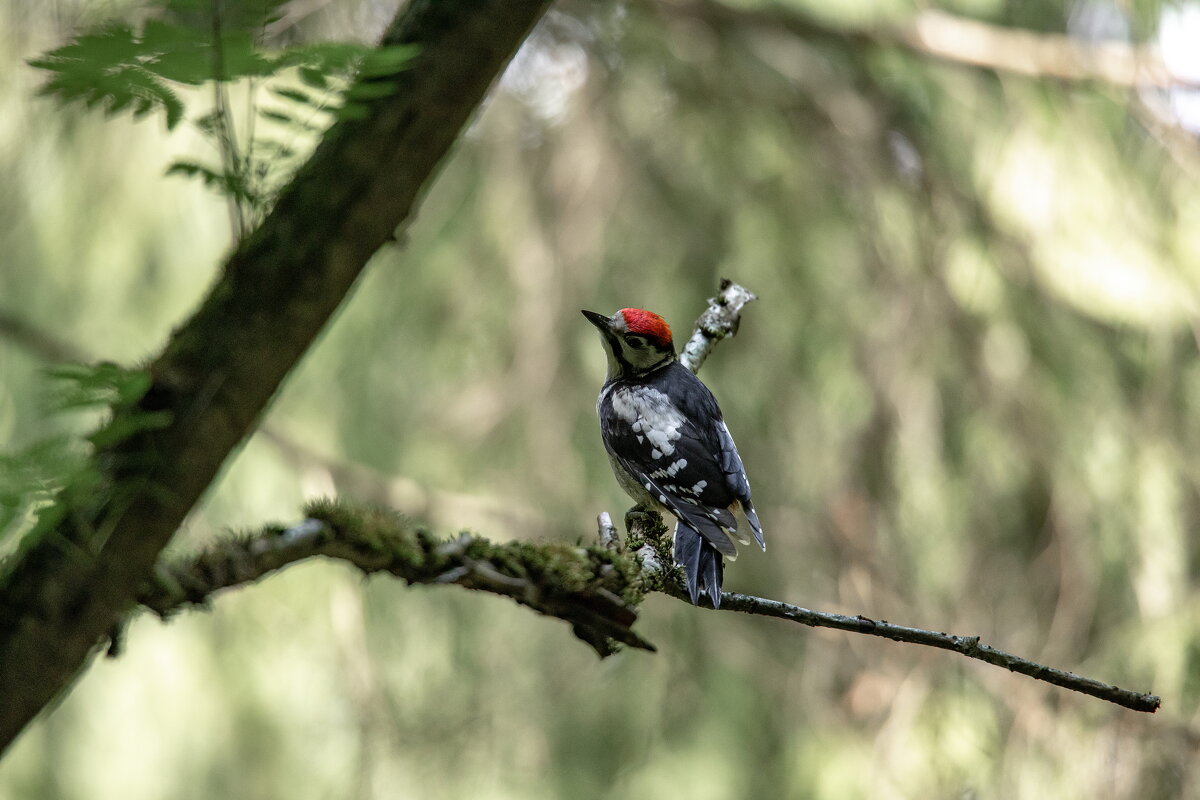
[0,0,552,753]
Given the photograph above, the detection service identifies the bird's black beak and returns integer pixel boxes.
[581,309,612,332]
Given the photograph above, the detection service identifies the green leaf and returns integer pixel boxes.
[45,362,154,411]
[194,110,221,137]
[345,80,398,101]
[166,159,223,183]
[256,108,294,125]
[163,0,292,35]
[252,138,296,159]
[212,33,275,80]
[334,101,371,121]
[276,42,373,74]
[298,67,329,90]
[113,370,153,406]
[0,435,82,549]
[358,44,418,78]
[29,24,141,70]
[271,86,318,106]
[43,363,97,382]
[256,107,325,134]
[88,410,173,449]
[147,48,213,85]
[32,55,186,130]
[108,91,135,114]
[138,19,213,84]
[166,160,263,206]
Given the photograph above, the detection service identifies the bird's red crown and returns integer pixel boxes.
[619,308,673,347]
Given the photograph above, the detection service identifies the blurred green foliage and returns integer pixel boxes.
[0,361,167,567]
[1,0,1198,797]
[28,0,416,235]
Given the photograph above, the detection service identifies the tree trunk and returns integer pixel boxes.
[0,0,552,755]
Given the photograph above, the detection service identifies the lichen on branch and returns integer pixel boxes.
[139,498,655,656]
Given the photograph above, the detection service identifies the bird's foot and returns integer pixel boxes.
[624,506,669,551]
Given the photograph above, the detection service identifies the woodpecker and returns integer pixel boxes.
[582,307,764,608]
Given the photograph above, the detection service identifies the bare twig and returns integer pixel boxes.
[618,510,1159,713]
[679,278,758,373]
[596,512,620,551]
[209,0,247,239]
[700,587,1157,712]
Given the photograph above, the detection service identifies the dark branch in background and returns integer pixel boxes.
[653,0,1194,90]
[0,0,553,755]
[0,309,550,538]
[132,280,1159,714]
[257,425,558,539]
[0,310,89,363]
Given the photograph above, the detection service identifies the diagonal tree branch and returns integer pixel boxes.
[0,0,553,755]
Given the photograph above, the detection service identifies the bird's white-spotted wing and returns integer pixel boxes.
[599,374,750,556]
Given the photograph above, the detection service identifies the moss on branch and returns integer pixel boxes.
[138,498,655,656]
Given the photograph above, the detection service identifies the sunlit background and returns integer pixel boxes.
[2,0,1199,797]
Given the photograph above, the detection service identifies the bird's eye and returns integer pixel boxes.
[626,335,647,349]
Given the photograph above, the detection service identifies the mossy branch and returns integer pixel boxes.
[134,496,1160,714]
[678,279,758,373]
[138,499,656,657]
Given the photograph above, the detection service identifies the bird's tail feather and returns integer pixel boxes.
[743,500,765,550]
[674,521,725,609]
[702,544,723,609]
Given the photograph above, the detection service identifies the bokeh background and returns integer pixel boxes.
[2,0,1199,797]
